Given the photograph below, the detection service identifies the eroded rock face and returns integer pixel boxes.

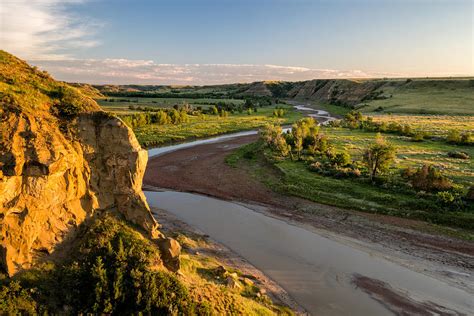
[0,110,159,275]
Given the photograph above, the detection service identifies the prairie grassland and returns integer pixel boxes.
[368,114,474,137]
[99,96,244,114]
[361,81,474,115]
[228,137,474,233]
[134,105,302,147]
[323,127,473,185]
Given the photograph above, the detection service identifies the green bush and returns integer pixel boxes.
[405,165,453,192]
[0,215,206,314]
[447,151,470,159]
[51,103,81,119]
[0,280,37,314]
[447,130,461,143]
[330,151,351,167]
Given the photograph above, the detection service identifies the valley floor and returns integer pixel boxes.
[143,134,474,295]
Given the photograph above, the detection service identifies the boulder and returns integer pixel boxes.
[158,237,181,272]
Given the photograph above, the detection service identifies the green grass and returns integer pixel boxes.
[322,127,473,185]
[292,100,352,116]
[99,96,244,114]
[368,114,473,138]
[226,133,474,233]
[0,50,98,114]
[129,105,302,147]
[360,79,474,115]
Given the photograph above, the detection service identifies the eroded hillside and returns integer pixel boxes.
[0,51,159,275]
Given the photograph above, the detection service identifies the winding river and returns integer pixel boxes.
[144,105,473,315]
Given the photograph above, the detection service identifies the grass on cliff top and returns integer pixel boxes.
[0,50,98,114]
[0,213,290,315]
[132,105,302,147]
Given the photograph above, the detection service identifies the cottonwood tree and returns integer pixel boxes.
[363,133,396,181]
[260,124,291,157]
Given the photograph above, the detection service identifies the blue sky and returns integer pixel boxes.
[2,0,473,84]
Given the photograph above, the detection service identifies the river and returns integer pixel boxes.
[144,105,473,315]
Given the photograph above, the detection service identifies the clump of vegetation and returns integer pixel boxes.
[260,124,292,158]
[402,164,453,192]
[338,111,474,146]
[363,134,396,181]
[448,151,470,159]
[1,214,288,315]
[273,107,286,118]
[0,214,208,314]
[447,130,472,145]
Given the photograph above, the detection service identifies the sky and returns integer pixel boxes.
[1,0,473,84]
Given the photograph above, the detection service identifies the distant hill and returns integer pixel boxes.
[89,77,474,115]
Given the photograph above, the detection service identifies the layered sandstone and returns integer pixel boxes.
[0,51,160,275]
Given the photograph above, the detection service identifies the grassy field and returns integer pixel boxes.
[128,105,302,147]
[368,114,474,138]
[360,79,474,115]
[228,140,474,234]
[227,114,474,232]
[323,127,473,185]
[99,96,244,114]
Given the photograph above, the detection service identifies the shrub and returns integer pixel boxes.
[411,132,425,142]
[436,191,455,204]
[330,151,351,167]
[407,165,453,192]
[466,186,474,201]
[447,130,461,143]
[460,132,472,144]
[0,215,204,314]
[52,101,81,119]
[0,280,37,314]
[447,151,470,159]
[273,108,285,117]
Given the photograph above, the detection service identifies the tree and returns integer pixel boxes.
[363,133,396,181]
[293,125,304,159]
[260,124,291,157]
[307,125,320,154]
[91,256,112,313]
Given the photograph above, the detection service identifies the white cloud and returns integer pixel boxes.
[0,0,100,60]
[30,58,400,85]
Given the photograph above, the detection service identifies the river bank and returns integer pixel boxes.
[143,104,474,315]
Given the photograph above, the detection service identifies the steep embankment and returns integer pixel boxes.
[241,78,474,113]
[240,79,385,106]
[0,51,159,275]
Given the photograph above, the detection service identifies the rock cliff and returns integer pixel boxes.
[0,51,159,275]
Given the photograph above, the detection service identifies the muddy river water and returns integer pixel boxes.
[144,106,473,315]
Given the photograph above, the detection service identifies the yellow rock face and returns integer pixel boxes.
[0,111,159,275]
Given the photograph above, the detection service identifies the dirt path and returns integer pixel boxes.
[144,135,474,291]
